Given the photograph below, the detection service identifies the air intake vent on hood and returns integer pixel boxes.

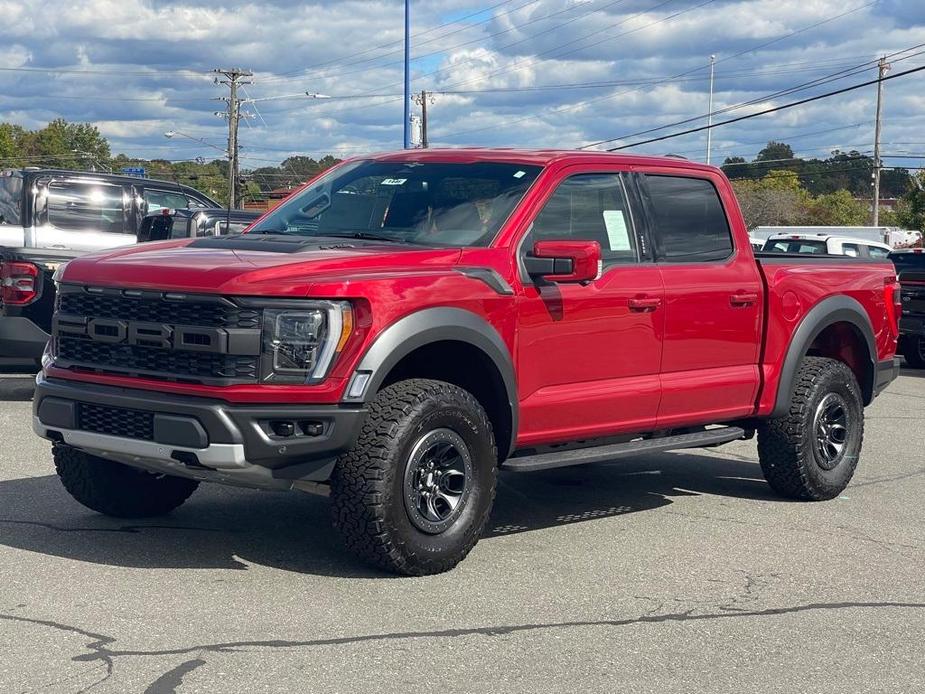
[187,234,357,254]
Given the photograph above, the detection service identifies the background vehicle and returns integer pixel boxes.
[890,248,925,368]
[763,233,892,258]
[751,225,922,249]
[0,169,219,360]
[138,208,262,243]
[33,150,900,575]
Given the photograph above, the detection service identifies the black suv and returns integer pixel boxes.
[0,169,219,360]
[891,249,925,368]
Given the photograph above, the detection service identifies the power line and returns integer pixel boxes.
[601,64,925,152]
[440,0,881,142]
[583,58,883,149]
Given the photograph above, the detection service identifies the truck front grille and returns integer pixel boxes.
[58,292,260,328]
[53,286,263,385]
[57,338,260,381]
[77,402,154,441]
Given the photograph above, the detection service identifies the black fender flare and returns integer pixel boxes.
[342,307,518,457]
[771,295,877,417]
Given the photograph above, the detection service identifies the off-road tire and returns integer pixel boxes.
[757,357,864,500]
[330,379,497,575]
[54,446,199,517]
[900,335,925,369]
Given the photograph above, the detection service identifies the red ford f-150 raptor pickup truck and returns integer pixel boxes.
[32,150,901,575]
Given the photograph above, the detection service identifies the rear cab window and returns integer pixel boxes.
[764,239,828,254]
[642,174,733,262]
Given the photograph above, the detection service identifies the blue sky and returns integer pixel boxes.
[1,0,923,174]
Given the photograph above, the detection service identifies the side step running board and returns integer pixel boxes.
[502,427,746,473]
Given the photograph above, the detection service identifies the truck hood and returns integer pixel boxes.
[60,236,464,295]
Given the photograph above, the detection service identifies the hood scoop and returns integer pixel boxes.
[188,233,359,254]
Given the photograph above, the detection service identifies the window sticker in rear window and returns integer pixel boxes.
[380,178,408,186]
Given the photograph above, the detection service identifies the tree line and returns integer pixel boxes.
[2,120,923,229]
[720,142,923,230]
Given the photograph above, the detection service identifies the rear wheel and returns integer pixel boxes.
[900,335,925,369]
[54,446,199,518]
[757,357,864,500]
[330,379,497,575]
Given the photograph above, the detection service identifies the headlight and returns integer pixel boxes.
[261,301,353,383]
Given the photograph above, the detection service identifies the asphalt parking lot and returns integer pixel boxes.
[1,371,923,693]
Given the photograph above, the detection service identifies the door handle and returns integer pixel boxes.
[629,296,661,312]
[730,292,759,306]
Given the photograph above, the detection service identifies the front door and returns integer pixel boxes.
[638,171,763,427]
[515,168,664,447]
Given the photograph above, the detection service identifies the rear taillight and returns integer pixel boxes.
[885,275,901,338]
[0,261,39,305]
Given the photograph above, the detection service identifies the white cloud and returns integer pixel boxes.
[0,0,921,168]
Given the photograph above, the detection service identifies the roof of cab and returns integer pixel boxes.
[355,148,718,172]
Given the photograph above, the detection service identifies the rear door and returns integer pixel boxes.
[638,171,763,428]
[32,177,135,252]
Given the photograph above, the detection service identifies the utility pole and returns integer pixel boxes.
[706,54,716,165]
[214,67,252,208]
[413,90,430,148]
[872,56,890,228]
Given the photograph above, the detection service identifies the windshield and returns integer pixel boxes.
[248,160,542,246]
[764,239,828,254]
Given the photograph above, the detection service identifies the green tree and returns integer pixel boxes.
[755,141,794,162]
[804,189,868,226]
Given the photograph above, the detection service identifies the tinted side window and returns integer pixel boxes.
[868,245,890,259]
[532,174,636,262]
[842,243,860,257]
[644,175,732,262]
[46,182,126,233]
[145,189,189,214]
[0,175,22,225]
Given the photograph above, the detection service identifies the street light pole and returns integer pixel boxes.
[706,54,716,165]
[403,0,411,149]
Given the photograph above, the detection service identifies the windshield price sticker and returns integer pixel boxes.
[381,178,408,186]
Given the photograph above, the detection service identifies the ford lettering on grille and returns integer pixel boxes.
[52,285,263,384]
[55,316,229,353]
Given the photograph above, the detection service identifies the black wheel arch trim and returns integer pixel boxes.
[343,307,518,458]
[771,295,877,418]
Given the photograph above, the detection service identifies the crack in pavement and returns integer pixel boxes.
[4,601,925,692]
[0,519,229,534]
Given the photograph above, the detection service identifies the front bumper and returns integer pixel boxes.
[0,316,49,358]
[33,374,366,488]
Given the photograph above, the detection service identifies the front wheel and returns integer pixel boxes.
[901,335,925,369]
[757,357,864,500]
[330,379,497,575]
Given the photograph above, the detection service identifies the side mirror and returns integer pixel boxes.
[524,240,602,283]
